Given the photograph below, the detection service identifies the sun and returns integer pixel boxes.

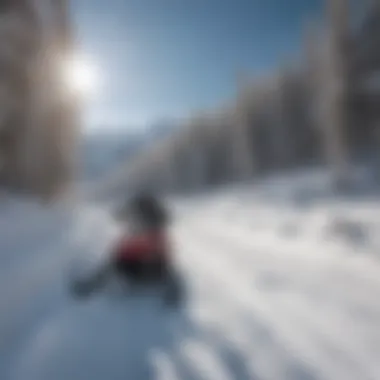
[61,54,101,100]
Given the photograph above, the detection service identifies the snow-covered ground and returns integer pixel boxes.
[1,172,380,380]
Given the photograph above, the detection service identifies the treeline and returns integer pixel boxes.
[127,67,321,194]
[0,0,78,200]
[120,0,380,195]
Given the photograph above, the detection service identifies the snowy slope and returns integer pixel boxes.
[173,191,380,380]
[1,172,380,380]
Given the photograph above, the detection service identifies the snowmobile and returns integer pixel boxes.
[70,220,184,308]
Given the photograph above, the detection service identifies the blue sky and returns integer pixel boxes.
[72,0,323,132]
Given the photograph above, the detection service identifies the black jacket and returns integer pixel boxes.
[129,194,169,229]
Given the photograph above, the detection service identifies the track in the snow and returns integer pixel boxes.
[1,201,380,380]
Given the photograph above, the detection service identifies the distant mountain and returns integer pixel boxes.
[80,122,178,183]
[147,120,178,140]
[80,130,144,182]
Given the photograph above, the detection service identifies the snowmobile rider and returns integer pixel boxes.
[70,192,181,305]
[111,191,172,281]
[127,191,170,231]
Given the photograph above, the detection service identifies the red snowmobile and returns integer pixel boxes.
[112,227,172,284]
[71,195,183,306]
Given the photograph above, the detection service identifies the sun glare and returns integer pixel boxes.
[62,55,101,99]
